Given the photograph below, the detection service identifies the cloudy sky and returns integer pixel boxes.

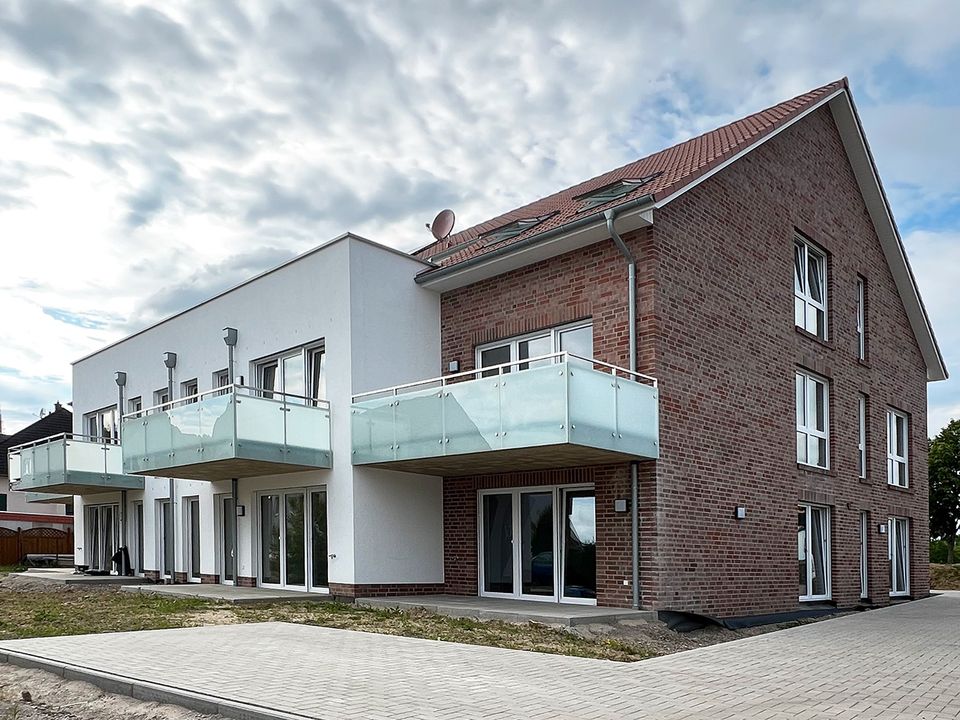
[0,0,958,436]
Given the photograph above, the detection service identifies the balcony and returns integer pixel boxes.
[24,492,74,505]
[121,385,332,481]
[7,434,144,495]
[351,352,658,475]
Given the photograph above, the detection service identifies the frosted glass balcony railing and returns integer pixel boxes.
[351,352,658,475]
[121,385,332,481]
[7,434,144,495]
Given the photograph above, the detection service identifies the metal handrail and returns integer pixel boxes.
[7,432,120,454]
[352,351,657,402]
[123,383,331,420]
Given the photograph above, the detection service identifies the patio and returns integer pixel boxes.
[120,583,332,605]
[11,568,149,586]
[358,594,658,626]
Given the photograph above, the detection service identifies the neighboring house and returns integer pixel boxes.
[7,78,946,621]
[0,404,73,531]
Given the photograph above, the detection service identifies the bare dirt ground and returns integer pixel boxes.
[0,665,218,720]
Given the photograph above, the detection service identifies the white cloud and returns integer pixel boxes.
[0,0,958,432]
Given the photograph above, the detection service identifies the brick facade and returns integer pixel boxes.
[434,104,930,618]
[328,583,446,599]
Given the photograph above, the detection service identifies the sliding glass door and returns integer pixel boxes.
[259,487,328,592]
[480,486,595,604]
[85,503,120,572]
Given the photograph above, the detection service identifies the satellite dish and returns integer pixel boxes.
[429,209,456,242]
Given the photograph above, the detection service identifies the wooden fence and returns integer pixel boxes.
[0,527,74,565]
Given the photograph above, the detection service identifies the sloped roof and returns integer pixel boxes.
[414,79,846,269]
[0,406,73,477]
[412,78,946,381]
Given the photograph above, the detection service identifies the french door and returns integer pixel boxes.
[85,503,120,572]
[187,498,201,582]
[219,496,236,585]
[259,488,328,592]
[889,517,910,597]
[480,486,596,604]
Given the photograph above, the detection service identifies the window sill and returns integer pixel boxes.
[797,463,833,477]
[886,482,911,492]
[795,326,834,350]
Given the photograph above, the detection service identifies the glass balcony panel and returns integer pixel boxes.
[568,365,618,450]
[198,393,235,462]
[499,363,567,449]
[351,355,658,472]
[144,411,174,467]
[102,443,125,475]
[123,388,332,478]
[66,438,107,475]
[168,403,202,465]
[284,401,331,466]
[616,380,659,457]
[394,385,444,461]
[10,436,143,493]
[122,415,146,473]
[443,376,502,455]
[8,451,21,482]
[351,395,397,464]
[32,443,50,479]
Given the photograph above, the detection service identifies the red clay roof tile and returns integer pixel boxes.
[414,79,846,272]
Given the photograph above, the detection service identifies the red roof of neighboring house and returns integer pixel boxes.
[414,78,846,271]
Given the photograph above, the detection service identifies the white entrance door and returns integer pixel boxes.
[479,487,596,604]
[859,511,869,599]
[889,517,910,597]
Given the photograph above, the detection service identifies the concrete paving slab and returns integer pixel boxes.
[1,592,958,719]
[11,568,149,586]
[119,583,332,604]
[358,594,658,626]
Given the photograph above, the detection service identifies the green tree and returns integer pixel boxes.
[930,419,960,564]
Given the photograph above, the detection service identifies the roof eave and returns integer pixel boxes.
[415,196,655,291]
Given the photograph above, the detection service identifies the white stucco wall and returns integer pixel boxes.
[71,234,442,587]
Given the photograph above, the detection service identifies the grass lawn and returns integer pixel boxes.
[0,577,655,662]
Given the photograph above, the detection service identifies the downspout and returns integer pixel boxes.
[164,352,177,584]
[223,327,240,586]
[604,207,640,611]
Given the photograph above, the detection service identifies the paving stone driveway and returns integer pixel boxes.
[1,592,960,719]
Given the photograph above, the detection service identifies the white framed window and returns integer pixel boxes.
[889,516,910,597]
[213,369,230,396]
[476,321,593,375]
[181,378,198,403]
[886,408,908,487]
[84,406,117,440]
[798,503,831,601]
[794,236,827,339]
[857,394,867,479]
[154,388,170,407]
[254,342,325,403]
[856,277,866,360]
[796,370,829,469]
[128,396,142,414]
